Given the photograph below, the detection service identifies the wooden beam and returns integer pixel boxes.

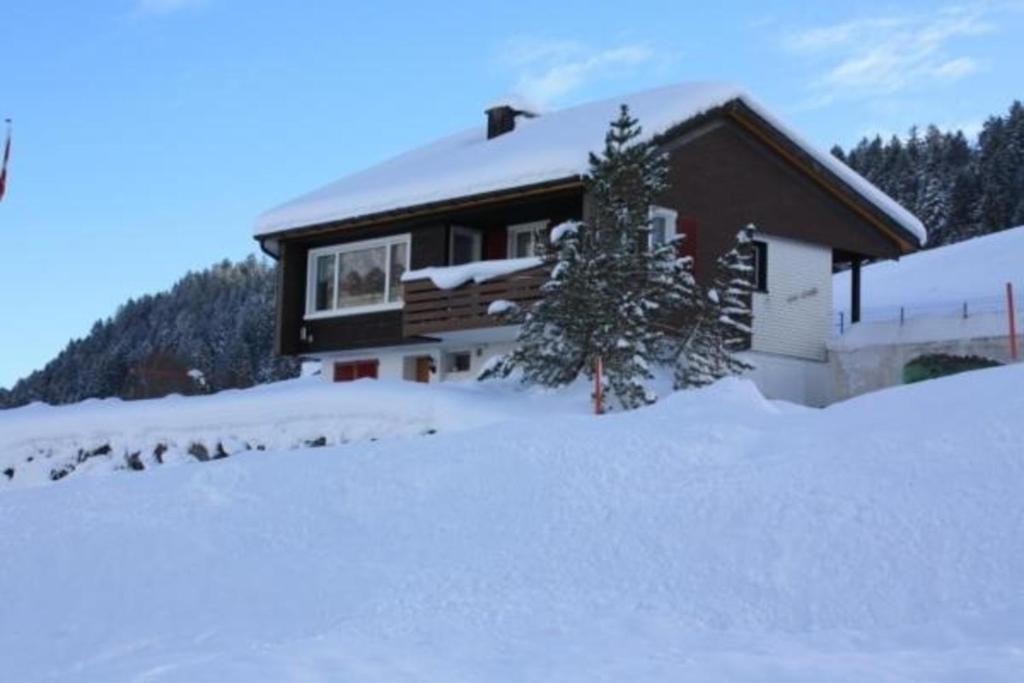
[851,257,862,324]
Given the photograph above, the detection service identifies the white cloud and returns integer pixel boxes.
[136,0,205,14]
[785,5,994,106]
[497,37,658,109]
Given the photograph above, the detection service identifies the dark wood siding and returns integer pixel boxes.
[275,242,306,355]
[657,119,904,279]
[273,190,583,356]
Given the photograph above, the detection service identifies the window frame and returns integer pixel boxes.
[648,206,678,250]
[449,225,482,265]
[751,239,769,293]
[445,350,473,374]
[305,233,411,320]
[506,220,548,258]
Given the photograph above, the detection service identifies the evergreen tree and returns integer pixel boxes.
[673,227,755,388]
[833,99,1024,247]
[482,105,697,410]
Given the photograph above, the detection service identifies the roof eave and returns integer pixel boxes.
[721,99,923,254]
[254,176,585,258]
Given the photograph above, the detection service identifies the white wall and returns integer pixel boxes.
[742,352,831,407]
[318,341,518,384]
[751,234,832,362]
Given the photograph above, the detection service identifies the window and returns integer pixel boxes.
[333,359,378,382]
[507,221,548,258]
[449,226,482,265]
[306,234,410,318]
[445,351,472,373]
[648,206,678,249]
[752,240,768,292]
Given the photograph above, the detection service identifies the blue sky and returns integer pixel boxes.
[1,0,1022,388]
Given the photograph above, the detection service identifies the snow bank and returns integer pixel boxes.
[255,82,924,245]
[835,225,1024,312]
[401,256,542,289]
[0,376,582,490]
[2,367,1024,680]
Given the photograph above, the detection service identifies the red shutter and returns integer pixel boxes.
[334,360,379,382]
[677,216,698,277]
[355,360,378,379]
[485,227,508,260]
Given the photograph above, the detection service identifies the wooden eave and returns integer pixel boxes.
[719,101,920,254]
[257,177,584,257]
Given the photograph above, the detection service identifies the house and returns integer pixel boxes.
[254,82,926,406]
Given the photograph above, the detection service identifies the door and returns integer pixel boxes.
[415,356,433,383]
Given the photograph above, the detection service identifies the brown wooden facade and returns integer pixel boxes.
[260,101,921,358]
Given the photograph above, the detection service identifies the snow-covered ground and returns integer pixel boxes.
[832,226,1024,349]
[2,367,1024,680]
[0,377,591,490]
[834,225,1024,320]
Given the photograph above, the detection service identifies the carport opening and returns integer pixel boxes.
[902,353,1001,384]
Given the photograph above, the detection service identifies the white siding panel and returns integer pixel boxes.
[750,234,832,361]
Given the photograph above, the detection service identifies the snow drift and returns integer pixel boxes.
[2,366,1024,680]
[0,377,583,490]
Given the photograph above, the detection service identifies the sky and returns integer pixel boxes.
[1,0,1022,388]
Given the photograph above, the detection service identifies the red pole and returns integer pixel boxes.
[593,356,603,415]
[1007,282,1018,361]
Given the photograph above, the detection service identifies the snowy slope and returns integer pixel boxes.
[255,82,925,245]
[834,225,1024,312]
[0,376,591,490]
[3,368,1024,681]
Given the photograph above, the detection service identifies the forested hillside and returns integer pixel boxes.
[0,257,299,408]
[832,100,1024,247]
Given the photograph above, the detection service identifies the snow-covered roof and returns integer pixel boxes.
[255,82,926,246]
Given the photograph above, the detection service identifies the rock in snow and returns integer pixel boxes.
[2,367,1024,680]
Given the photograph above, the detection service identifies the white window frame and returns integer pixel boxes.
[305,233,411,320]
[507,220,548,258]
[648,206,678,250]
[449,226,482,265]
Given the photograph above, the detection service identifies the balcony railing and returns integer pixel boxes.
[402,262,548,337]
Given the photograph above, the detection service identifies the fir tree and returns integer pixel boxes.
[674,227,755,389]
[833,99,1024,247]
[482,105,697,410]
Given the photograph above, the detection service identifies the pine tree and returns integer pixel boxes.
[833,100,1024,247]
[482,105,697,410]
[674,227,755,388]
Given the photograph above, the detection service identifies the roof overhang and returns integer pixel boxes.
[720,100,922,254]
[255,176,584,258]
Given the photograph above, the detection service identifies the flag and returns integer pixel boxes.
[0,120,10,202]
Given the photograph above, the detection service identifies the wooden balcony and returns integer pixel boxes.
[402,263,548,337]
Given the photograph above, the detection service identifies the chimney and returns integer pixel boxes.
[486,105,517,139]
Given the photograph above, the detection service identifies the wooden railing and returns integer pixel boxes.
[402,264,549,337]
